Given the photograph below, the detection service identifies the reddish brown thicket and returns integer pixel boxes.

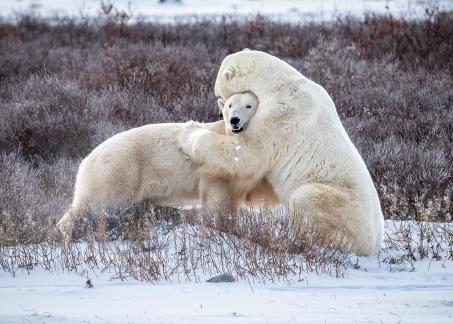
[0,9,452,279]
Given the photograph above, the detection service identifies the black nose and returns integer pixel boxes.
[230,117,240,125]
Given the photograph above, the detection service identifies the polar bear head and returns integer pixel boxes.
[214,50,308,139]
[214,49,301,103]
[219,92,258,135]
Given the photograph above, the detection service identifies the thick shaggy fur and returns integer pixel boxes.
[178,50,384,256]
[57,120,278,236]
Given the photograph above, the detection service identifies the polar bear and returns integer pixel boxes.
[58,107,278,237]
[221,92,259,135]
[177,50,384,256]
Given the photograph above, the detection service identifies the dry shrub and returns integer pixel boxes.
[341,9,453,71]
[1,205,451,282]
[2,76,94,158]
[381,221,453,271]
[0,151,77,244]
[0,207,351,282]
[1,13,450,219]
[0,8,452,279]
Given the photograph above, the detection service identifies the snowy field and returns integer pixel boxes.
[1,221,452,323]
[1,262,453,323]
[1,0,453,22]
[0,1,452,323]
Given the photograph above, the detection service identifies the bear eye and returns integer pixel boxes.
[229,104,232,108]
[246,105,252,109]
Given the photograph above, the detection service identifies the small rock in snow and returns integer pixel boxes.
[206,274,235,283]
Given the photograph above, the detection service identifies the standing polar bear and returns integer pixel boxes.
[58,94,278,237]
[178,50,384,256]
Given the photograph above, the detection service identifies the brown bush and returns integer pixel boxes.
[0,9,452,275]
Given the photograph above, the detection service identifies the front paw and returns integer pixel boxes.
[177,124,210,159]
[185,120,204,129]
[175,123,199,154]
[178,133,195,157]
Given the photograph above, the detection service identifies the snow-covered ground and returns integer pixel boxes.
[1,0,453,22]
[1,258,452,323]
[1,221,452,323]
[1,2,452,318]
[1,2,451,323]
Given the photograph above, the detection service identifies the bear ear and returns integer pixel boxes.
[242,48,251,51]
[223,67,235,80]
[217,98,225,109]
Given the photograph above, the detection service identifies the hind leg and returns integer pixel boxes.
[199,177,238,226]
[288,183,371,255]
[58,171,136,240]
[57,203,86,241]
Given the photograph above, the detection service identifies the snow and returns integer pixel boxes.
[1,2,451,322]
[1,0,453,22]
[1,260,452,323]
[1,221,452,323]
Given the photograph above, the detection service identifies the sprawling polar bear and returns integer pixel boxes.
[58,95,278,237]
[178,50,384,256]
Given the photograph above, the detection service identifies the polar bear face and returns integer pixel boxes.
[220,92,258,135]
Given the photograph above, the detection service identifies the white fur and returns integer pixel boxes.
[57,120,278,237]
[222,92,259,135]
[178,50,384,256]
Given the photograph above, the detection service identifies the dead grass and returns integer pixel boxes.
[0,207,352,282]
[0,7,452,280]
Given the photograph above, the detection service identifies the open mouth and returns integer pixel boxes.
[231,122,247,134]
